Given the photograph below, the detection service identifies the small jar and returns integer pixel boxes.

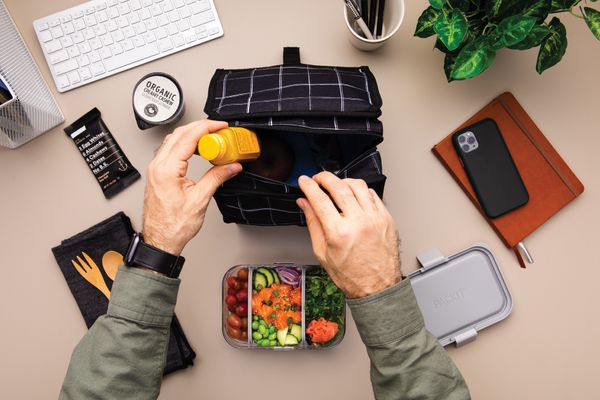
[198,127,261,165]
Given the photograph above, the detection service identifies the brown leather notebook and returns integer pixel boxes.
[432,92,584,267]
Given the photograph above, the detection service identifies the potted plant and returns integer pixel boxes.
[414,0,600,81]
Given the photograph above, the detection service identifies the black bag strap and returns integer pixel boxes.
[283,47,301,65]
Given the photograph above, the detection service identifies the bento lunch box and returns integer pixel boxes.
[222,264,346,350]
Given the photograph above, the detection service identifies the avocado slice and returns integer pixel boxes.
[284,334,299,345]
[257,267,274,287]
[277,327,288,346]
[253,272,268,290]
[290,324,302,341]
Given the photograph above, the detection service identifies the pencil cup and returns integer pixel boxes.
[344,0,404,51]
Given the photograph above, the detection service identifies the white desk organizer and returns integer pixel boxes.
[0,0,63,149]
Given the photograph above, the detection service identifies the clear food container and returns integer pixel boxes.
[222,264,346,350]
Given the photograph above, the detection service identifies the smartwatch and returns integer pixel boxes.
[124,233,184,278]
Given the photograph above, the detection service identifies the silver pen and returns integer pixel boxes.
[344,0,374,40]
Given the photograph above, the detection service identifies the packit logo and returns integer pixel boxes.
[433,288,466,309]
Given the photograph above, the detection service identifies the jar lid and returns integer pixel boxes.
[199,134,226,161]
[132,73,184,130]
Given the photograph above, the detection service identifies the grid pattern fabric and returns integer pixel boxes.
[206,65,382,119]
[0,0,63,148]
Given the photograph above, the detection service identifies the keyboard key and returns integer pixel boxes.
[190,1,210,14]
[51,26,64,38]
[190,11,214,27]
[101,34,114,46]
[150,5,162,16]
[194,26,207,39]
[74,18,86,31]
[142,31,156,43]
[60,36,74,47]
[49,18,61,27]
[104,42,159,71]
[173,0,185,8]
[63,21,75,34]
[168,10,180,22]
[60,15,72,23]
[108,0,119,6]
[83,28,95,40]
[84,7,95,15]
[133,36,145,47]
[156,14,169,26]
[173,34,184,47]
[72,10,84,19]
[123,26,136,38]
[94,24,107,36]
[90,37,103,50]
[49,49,69,64]
[208,26,220,36]
[133,22,147,34]
[45,40,62,53]
[77,54,90,66]
[54,59,79,75]
[157,38,173,52]
[72,31,85,43]
[90,63,106,76]
[100,47,112,59]
[39,30,53,42]
[80,67,92,80]
[145,18,158,30]
[122,39,135,51]
[118,3,131,14]
[57,74,70,89]
[110,42,123,54]
[78,42,92,53]
[183,30,196,43]
[167,24,178,35]
[162,1,174,13]
[131,0,142,11]
[142,0,153,7]
[84,14,97,26]
[179,6,191,19]
[67,70,81,84]
[106,19,119,31]
[155,27,168,39]
[90,51,102,63]
[111,30,125,41]
[178,19,190,31]
[67,46,80,58]
[38,22,50,30]
[117,16,128,28]
[128,12,140,24]
[97,10,109,23]
[140,8,151,20]
[108,7,120,19]
[95,2,107,11]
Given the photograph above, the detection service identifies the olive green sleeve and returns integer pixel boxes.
[347,279,471,400]
[59,266,180,400]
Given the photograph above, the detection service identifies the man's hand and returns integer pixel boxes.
[143,120,242,255]
[297,172,401,298]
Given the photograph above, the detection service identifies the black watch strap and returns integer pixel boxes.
[125,233,184,278]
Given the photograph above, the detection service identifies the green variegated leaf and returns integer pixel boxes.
[444,53,458,82]
[536,17,567,74]
[584,7,600,41]
[508,25,551,49]
[435,9,468,51]
[498,15,537,47]
[522,0,551,22]
[487,0,522,18]
[448,0,470,11]
[429,0,444,10]
[451,37,497,80]
[414,7,440,38]
[550,0,581,12]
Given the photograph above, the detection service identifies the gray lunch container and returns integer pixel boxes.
[409,243,513,347]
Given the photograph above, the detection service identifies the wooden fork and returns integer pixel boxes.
[71,251,111,299]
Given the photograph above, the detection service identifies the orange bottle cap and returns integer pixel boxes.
[198,134,226,161]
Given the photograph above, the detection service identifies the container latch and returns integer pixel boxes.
[416,248,448,271]
[454,328,478,347]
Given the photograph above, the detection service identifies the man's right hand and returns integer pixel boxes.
[297,172,401,299]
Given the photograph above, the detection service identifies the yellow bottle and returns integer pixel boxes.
[198,127,261,165]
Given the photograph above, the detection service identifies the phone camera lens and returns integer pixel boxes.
[458,136,466,143]
[462,144,470,152]
[467,137,475,144]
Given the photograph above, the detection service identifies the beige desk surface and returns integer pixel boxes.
[1,0,599,398]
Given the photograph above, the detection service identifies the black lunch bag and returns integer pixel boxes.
[204,47,386,226]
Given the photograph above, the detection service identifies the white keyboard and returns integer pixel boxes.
[33,0,223,92]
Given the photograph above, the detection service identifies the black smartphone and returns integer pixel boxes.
[452,118,528,218]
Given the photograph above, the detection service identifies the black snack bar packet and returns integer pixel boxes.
[51,212,196,375]
[64,108,140,199]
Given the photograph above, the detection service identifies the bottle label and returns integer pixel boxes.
[234,129,258,154]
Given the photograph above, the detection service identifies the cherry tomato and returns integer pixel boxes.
[241,317,248,330]
[227,277,240,290]
[227,326,242,340]
[236,290,248,302]
[241,281,248,290]
[225,294,237,306]
[235,303,248,317]
[227,314,242,329]
[241,331,248,340]
[227,288,237,296]
[227,303,237,313]
[237,267,249,281]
